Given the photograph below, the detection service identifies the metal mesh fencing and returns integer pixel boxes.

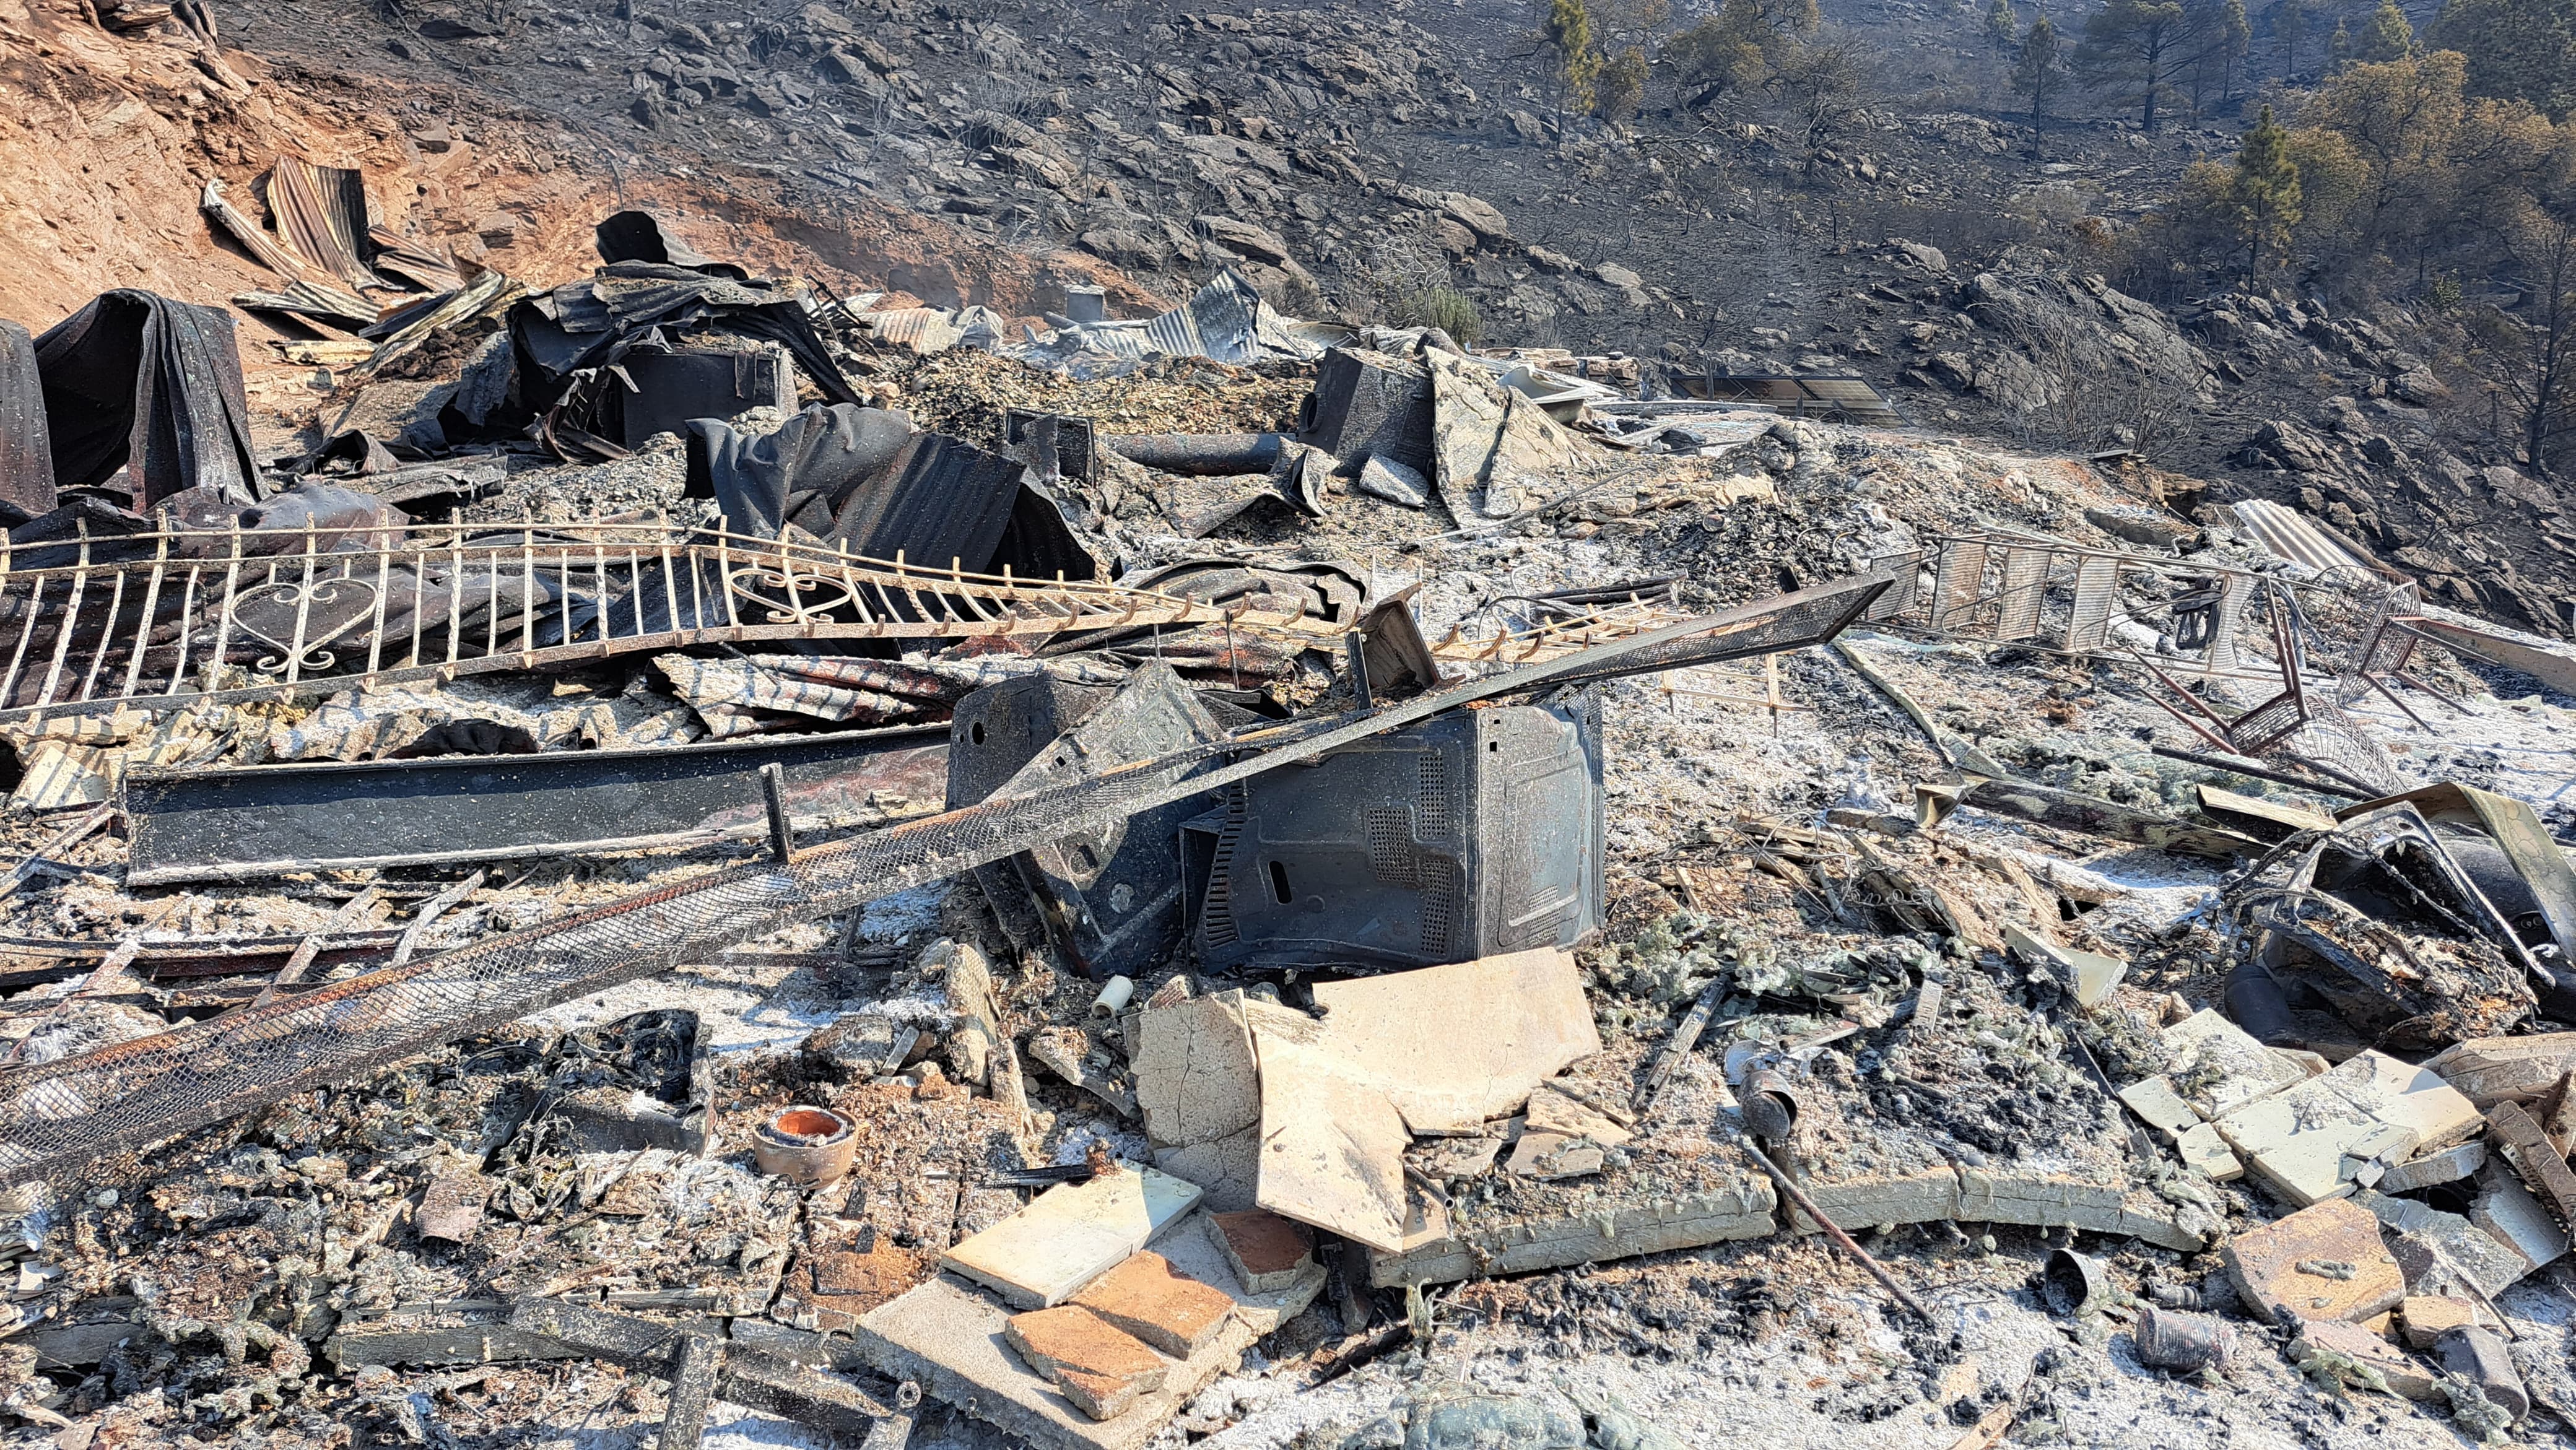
[0,576,1886,1186]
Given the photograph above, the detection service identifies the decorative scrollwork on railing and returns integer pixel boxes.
[230,577,381,675]
[726,559,863,625]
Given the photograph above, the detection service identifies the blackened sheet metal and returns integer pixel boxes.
[685,404,916,539]
[594,211,749,279]
[0,321,56,523]
[1191,692,1603,972]
[33,290,259,508]
[124,726,951,885]
[980,663,1229,979]
[607,349,793,447]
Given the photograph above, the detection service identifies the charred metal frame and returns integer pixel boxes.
[0,520,1691,728]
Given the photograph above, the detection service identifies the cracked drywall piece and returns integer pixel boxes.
[1307,947,1601,1134]
[1248,1022,1411,1253]
[1133,992,1260,1150]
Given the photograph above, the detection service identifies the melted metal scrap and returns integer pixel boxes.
[2224,800,2541,1051]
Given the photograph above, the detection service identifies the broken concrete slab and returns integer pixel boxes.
[2213,1049,2476,1206]
[1209,1210,1313,1295]
[1307,947,1601,1134]
[1505,1132,1603,1180]
[1522,1083,1633,1147]
[2398,1295,2483,1349]
[1067,1251,1235,1358]
[853,1213,1325,1450]
[939,1164,1204,1310]
[1248,1020,1411,1252]
[2222,1198,2406,1325]
[1424,349,1583,518]
[2361,1189,2539,1299]
[1370,1178,1778,1288]
[1412,1135,1507,1180]
[2426,1033,2576,1109]
[2469,1162,2567,1274]
[2156,1008,2318,1119]
[2378,1140,2487,1193]
[1354,453,1432,508]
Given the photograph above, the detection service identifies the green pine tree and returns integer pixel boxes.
[2326,14,2354,68]
[2229,103,2304,272]
[1986,0,2020,46]
[2359,0,2414,57]
[2427,0,2576,112]
[1544,0,1606,112]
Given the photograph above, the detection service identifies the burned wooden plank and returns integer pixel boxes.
[125,726,950,884]
[1955,777,2264,859]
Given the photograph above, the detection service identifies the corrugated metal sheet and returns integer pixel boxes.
[2230,500,2394,580]
[264,157,385,292]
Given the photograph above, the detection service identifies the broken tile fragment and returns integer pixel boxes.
[2362,1189,2538,1298]
[1003,1304,1168,1415]
[2213,1049,2475,1207]
[2469,1163,2568,1274]
[2378,1140,2486,1193]
[2221,1198,2405,1325]
[2424,1031,2576,1108]
[1068,1251,1234,1358]
[1505,1131,1603,1180]
[2289,1319,2439,1400]
[2175,1122,2242,1181]
[1210,1211,1314,1295]
[2398,1295,2481,1349]
[2486,1100,2576,1225]
[941,1164,1204,1309]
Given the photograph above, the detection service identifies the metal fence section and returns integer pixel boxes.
[0,519,1705,727]
[0,575,1889,1186]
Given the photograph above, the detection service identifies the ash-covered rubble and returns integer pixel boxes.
[9,205,2576,1450]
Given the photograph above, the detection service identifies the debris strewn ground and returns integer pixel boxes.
[4,152,2576,1450]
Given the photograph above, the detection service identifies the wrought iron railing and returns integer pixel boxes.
[0,520,1688,726]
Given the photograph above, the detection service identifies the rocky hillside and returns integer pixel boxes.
[4,0,2566,634]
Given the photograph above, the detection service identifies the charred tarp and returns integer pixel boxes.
[31,290,260,511]
[482,245,862,454]
[0,320,53,523]
[684,403,1095,582]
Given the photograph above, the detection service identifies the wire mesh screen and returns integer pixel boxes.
[0,577,1886,1186]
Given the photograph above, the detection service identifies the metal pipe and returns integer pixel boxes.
[1102,433,1286,475]
[1739,1138,1933,1322]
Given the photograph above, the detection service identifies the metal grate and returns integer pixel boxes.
[1365,807,1416,887]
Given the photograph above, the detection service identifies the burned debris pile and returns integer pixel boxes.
[6,200,2576,1450]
